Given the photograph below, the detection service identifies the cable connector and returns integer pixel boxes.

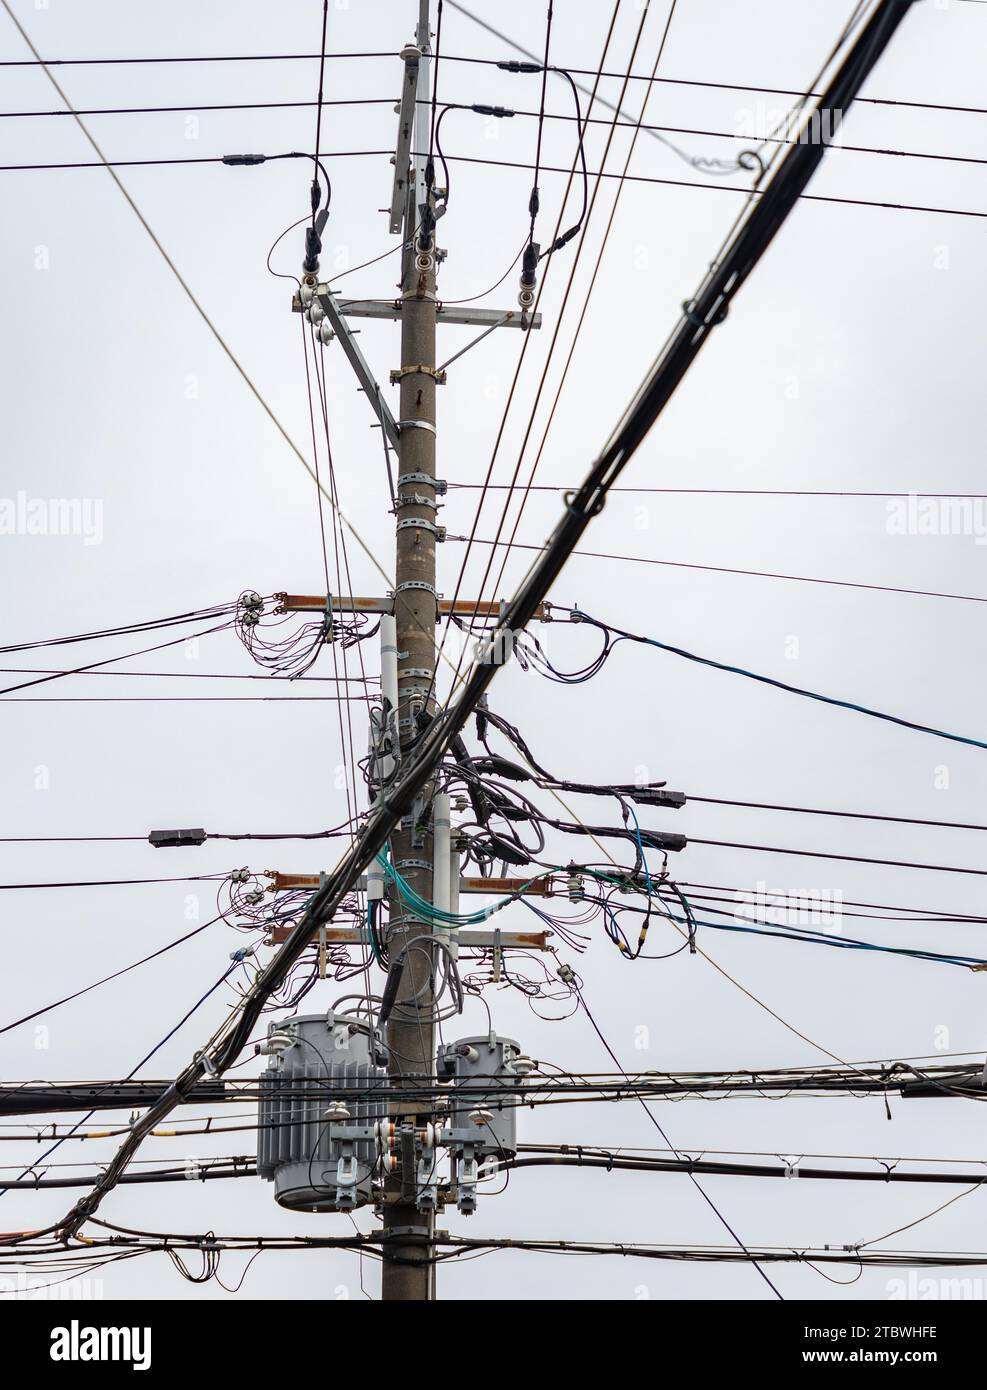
[497,60,542,74]
[303,225,322,276]
[148,828,207,848]
[222,153,267,166]
[471,104,515,119]
[631,788,687,810]
[518,240,539,309]
[544,225,580,256]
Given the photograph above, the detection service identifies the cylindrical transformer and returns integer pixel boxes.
[257,1012,388,1212]
[436,1032,522,1156]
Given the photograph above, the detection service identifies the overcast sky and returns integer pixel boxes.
[2,0,987,1301]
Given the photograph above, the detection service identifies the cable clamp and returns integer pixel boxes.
[387,911,431,931]
[682,297,729,330]
[398,668,433,680]
[397,471,446,494]
[562,487,606,519]
[397,420,437,437]
[390,365,446,385]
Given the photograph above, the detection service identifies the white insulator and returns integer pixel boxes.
[308,299,325,325]
[299,282,315,307]
[318,319,334,345]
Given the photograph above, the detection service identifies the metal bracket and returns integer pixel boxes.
[457,1143,479,1216]
[389,45,422,234]
[316,288,402,455]
[335,1146,359,1211]
[397,420,437,436]
[337,299,542,330]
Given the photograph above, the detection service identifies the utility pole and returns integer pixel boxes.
[286,0,540,1298]
[381,0,439,1301]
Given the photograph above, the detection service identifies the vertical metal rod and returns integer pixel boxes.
[447,843,461,964]
[379,613,400,786]
[432,792,451,953]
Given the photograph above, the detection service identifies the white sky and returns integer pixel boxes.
[2,0,987,1301]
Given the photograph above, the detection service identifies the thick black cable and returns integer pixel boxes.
[52,2,917,1240]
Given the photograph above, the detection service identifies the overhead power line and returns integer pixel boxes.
[449,537,987,605]
[532,608,987,753]
[6,146,985,223]
[448,484,987,500]
[3,39,981,118]
[688,837,987,879]
[0,0,395,598]
[3,93,984,171]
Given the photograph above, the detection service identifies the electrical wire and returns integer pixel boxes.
[527,606,987,752]
[450,536,987,606]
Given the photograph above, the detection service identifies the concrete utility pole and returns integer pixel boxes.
[284,0,536,1297]
[381,0,439,1302]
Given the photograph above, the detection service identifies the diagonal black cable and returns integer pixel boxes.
[49,0,919,1243]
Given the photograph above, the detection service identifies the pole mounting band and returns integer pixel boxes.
[396,517,446,539]
[397,419,437,436]
[398,471,446,494]
[392,580,438,598]
[390,365,447,385]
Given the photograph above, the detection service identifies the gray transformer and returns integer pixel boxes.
[257,1012,388,1212]
[437,1033,523,1157]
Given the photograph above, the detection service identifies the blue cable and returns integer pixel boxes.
[573,611,987,752]
[625,799,653,899]
[669,911,987,969]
